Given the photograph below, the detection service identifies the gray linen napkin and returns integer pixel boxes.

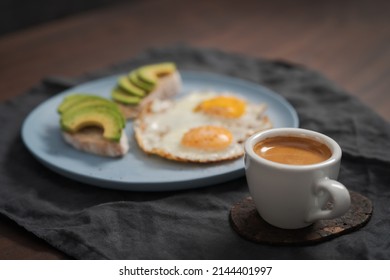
[0,46,389,259]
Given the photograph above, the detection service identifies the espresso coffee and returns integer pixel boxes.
[254,136,332,165]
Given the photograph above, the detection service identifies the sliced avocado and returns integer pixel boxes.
[58,94,95,114]
[61,106,123,142]
[118,76,146,97]
[111,87,142,105]
[128,70,155,92]
[62,97,125,128]
[137,62,176,86]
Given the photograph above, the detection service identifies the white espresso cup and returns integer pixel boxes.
[244,128,351,229]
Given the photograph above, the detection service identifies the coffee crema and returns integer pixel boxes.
[254,136,332,165]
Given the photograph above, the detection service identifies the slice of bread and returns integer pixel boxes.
[62,127,129,157]
[58,94,129,157]
[117,71,181,119]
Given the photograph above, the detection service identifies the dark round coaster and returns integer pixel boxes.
[230,191,372,245]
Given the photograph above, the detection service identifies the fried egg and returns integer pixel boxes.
[133,91,272,162]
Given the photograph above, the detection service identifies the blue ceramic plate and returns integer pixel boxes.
[21,71,298,191]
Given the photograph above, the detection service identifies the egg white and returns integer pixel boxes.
[133,91,272,162]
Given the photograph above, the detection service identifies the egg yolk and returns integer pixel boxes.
[181,126,233,151]
[194,96,246,118]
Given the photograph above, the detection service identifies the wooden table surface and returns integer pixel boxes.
[0,0,389,259]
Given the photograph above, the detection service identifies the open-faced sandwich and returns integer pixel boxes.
[133,91,272,163]
[58,94,129,157]
[57,63,273,162]
[111,62,181,119]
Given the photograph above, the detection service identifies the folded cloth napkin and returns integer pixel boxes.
[0,46,389,259]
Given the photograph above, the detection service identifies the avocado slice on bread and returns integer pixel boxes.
[58,94,129,157]
[111,62,181,119]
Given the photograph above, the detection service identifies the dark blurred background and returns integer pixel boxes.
[0,0,126,36]
[1,0,389,122]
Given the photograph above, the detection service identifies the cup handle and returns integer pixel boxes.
[306,177,351,223]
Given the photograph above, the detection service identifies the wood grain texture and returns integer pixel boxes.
[0,0,388,259]
[1,0,389,121]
